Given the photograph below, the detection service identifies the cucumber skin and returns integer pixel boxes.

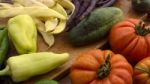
[69,7,124,46]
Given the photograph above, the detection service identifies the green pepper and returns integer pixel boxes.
[35,80,58,84]
[0,52,69,82]
[0,28,9,68]
[8,14,37,54]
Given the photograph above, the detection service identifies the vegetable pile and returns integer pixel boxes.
[0,0,75,47]
[68,0,150,84]
[0,0,150,84]
[0,0,73,83]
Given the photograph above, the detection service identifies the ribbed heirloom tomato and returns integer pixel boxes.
[134,56,150,84]
[70,49,133,84]
[109,18,150,64]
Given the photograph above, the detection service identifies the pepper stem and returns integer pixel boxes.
[0,65,10,76]
[97,52,111,79]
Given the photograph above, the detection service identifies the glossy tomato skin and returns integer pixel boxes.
[134,57,150,84]
[109,18,150,64]
[70,49,133,84]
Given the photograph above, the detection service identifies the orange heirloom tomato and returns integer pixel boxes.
[134,56,150,84]
[70,49,133,84]
[109,18,150,64]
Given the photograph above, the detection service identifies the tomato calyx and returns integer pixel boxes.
[97,53,111,79]
[135,21,150,36]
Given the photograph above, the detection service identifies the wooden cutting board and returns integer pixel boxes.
[6,0,144,83]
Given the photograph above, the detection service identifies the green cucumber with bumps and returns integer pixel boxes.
[69,7,124,46]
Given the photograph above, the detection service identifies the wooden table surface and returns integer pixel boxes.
[59,75,71,84]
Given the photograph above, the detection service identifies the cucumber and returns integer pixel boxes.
[69,7,124,46]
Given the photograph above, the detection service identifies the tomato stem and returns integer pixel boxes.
[97,53,111,79]
[135,21,150,36]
